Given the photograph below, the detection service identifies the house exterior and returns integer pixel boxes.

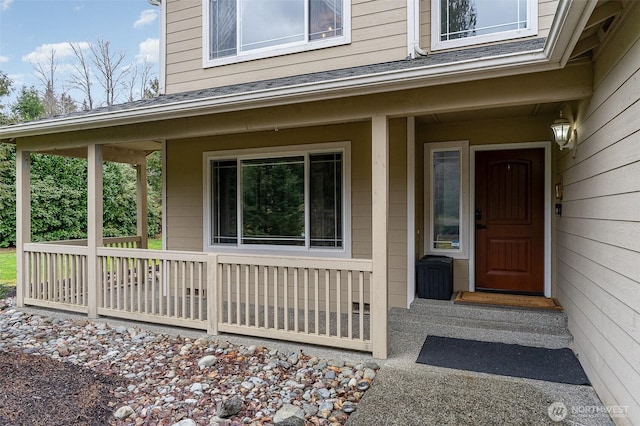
[1,0,638,423]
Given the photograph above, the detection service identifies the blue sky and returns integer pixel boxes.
[0,0,159,107]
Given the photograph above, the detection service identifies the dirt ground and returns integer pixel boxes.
[0,350,124,425]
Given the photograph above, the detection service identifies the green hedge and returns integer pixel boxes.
[0,145,161,247]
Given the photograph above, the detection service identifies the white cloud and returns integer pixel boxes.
[0,55,9,63]
[22,42,91,65]
[134,9,158,29]
[136,38,159,64]
[7,73,25,87]
[1,0,14,11]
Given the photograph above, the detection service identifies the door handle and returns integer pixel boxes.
[475,224,488,230]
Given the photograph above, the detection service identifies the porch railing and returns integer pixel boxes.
[20,243,374,353]
[96,247,209,330]
[40,236,142,248]
[23,243,89,313]
[216,255,372,352]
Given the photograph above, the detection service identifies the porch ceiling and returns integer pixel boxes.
[39,140,161,165]
[416,102,562,126]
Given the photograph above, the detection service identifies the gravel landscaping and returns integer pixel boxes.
[0,296,378,425]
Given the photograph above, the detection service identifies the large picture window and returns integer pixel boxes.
[205,0,349,66]
[431,0,537,50]
[206,144,348,254]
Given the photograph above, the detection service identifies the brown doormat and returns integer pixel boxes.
[454,291,563,310]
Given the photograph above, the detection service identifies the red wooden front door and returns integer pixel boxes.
[474,148,545,294]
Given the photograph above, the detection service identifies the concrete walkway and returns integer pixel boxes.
[345,342,614,425]
[345,302,615,426]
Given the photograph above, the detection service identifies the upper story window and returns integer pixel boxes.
[204,0,350,67]
[431,0,537,51]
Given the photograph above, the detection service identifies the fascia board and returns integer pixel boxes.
[545,0,599,66]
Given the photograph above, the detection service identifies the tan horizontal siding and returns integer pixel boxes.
[555,4,640,423]
[166,121,374,260]
[538,0,558,38]
[164,0,408,94]
[562,193,640,221]
[166,37,407,93]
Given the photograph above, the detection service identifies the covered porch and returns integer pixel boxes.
[13,117,390,357]
[9,61,593,360]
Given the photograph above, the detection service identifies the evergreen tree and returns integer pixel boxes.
[11,86,45,122]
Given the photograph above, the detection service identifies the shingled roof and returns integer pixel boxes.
[8,38,546,125]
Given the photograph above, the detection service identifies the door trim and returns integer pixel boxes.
[469,142,552,297]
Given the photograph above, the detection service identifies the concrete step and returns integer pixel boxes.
[388,299,573,349]
[407,298,568,328]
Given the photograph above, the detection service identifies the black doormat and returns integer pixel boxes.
[416,336,590,385]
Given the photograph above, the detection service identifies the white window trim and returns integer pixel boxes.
[203,141,352,258]
[202,0,352,68]
[430,0,538,51]
[424,140,469,259]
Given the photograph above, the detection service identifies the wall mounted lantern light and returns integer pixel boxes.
[550,110,576,151]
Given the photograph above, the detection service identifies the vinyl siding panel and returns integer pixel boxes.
[166,122,374,259]
[555,4,640,423]
[165,0,408,94]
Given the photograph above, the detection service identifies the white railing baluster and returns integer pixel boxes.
[263,266,269,329]
[314,268,319,335]
[198,262,203,320]
[235,263,241,325]
[283,267,289,332]
[157,259,162,316]
[189,262,195,320]
[359,271,365,341]
[304,268,309,334]
[336,270,342,338]
[181,261,187,319]
[244,264,250,326]
[293,268,299,333]
[347,270,353,339]
[325,269,330,336]
[254,265,259,327]
[273,266,279,331]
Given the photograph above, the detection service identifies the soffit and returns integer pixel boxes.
[417,102,561,126]
[569,0,626,61]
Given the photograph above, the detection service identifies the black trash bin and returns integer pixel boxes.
[416,255,453,300]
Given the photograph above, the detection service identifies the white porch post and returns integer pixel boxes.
[87,144,103,318]
[15,148,31,308]
[406,116,416,308]
[371,115,389,359]
[136,160,148,249]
